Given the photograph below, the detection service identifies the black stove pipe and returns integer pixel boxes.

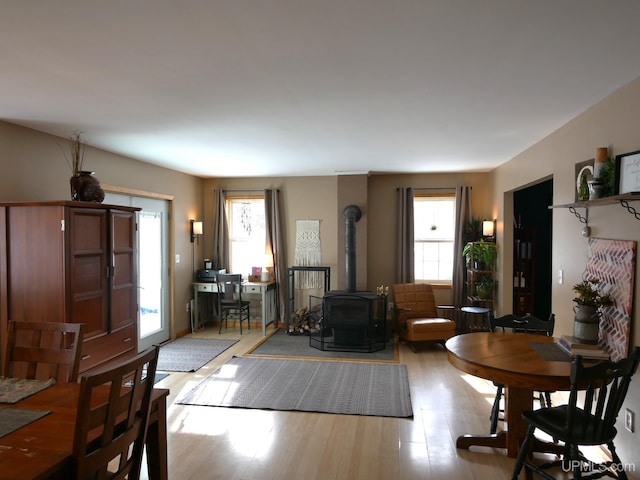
[343,204,362,293]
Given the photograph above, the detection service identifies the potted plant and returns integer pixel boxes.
[463,240,497,270]
[572,278,614,344]
[476,276,495,299]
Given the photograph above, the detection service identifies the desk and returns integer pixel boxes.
[445,332,571,457]
[193,280,277,335]
[0,383,169,480]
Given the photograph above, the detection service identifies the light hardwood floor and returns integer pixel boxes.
[142,327,612,480]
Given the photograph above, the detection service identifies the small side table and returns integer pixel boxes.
[460,306,492,333]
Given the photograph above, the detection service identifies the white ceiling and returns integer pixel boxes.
[3,1,640,178]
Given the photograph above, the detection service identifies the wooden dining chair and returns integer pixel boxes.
[489,313,555,434]
[3,320,85,383]
[71,345,160,480]
[512,346,640,480]
[217,273,251,334]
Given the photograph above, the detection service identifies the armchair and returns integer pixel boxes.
[392,283,456,351]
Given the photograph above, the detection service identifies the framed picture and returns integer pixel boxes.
[615,150,640,194]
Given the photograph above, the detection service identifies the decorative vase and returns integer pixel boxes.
[70,171,105,203]
[572,304,599,344]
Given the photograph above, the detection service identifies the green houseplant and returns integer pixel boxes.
[463,240,497,270]
[476,276,495,299]
[572,278,614,344]
[572,278,614,309]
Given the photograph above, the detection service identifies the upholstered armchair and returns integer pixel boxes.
[392,283,457,351]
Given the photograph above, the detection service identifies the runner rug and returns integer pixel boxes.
[157,338,238,372]
[177,356,413,418]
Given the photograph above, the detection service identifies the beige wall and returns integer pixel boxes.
[491,76,640,461]
[0,121,203,337]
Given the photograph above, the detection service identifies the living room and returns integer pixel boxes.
[2,2,640,477]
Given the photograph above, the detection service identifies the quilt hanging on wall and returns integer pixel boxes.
[585,237,636,361]
[295,220,323,289]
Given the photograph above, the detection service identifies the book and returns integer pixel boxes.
[556,339,610,360]
[559,335,601,351]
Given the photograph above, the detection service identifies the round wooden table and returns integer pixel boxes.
[445,331,572,457]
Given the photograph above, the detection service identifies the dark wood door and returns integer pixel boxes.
[110,209,137,332]
[68,207,108,339]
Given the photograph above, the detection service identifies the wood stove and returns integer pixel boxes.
[309,205,387,352]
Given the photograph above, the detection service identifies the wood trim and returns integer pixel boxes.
[101,184,175,201]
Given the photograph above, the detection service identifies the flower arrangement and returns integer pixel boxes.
[61,130,88,176]
[572,278,614,308]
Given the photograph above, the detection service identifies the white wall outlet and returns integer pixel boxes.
[558,269,563,284]
[388,301,394,311]
[185,302,190,313]
[625,408,634,433]
[175,253,181,264]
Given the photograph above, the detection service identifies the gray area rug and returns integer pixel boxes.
[177,356,413,418]
[247,329,397,362]
[157,338,238,372]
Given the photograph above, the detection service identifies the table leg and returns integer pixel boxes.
[146,392,168,480]
[504,386,533,457]
[455,386,532,457]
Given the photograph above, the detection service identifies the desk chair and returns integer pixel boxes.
[3,320,85,383]
[512,346,640,480]
[489,313,555,434]
[72,345,160,480]
[217,273,251,334]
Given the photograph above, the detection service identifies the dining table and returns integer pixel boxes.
[445,331,573,457]
[0,380,169,479]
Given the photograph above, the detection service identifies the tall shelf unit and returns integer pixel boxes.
[513,228,535,316]
[464,242,496,309]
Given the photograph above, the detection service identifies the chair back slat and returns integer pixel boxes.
[3,321,85,383]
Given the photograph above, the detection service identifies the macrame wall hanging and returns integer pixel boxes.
[295,219,323,288]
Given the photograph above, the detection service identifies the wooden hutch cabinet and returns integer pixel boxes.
[0,201,139,374]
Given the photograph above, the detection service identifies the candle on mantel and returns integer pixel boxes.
[594,147,608,179]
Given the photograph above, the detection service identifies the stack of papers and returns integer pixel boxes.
[556,335,610,360]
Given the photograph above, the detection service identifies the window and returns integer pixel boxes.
[414,193,455,282]
[227,197,266,277]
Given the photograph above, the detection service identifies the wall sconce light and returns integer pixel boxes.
[482,219,496,240]
[190,220,203,243]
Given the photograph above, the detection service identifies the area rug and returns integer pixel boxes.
[177,356,413,418]
[246,329,398,362]
[157,338,238,372]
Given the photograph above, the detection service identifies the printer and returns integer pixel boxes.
[195,268,226,282]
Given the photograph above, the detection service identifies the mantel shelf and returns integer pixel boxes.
[549,192,640,223]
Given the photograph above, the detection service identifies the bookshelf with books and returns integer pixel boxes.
[513,228,535,316]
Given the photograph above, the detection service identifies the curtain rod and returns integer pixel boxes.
[222,189,279,193]
[396,187,462,191]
